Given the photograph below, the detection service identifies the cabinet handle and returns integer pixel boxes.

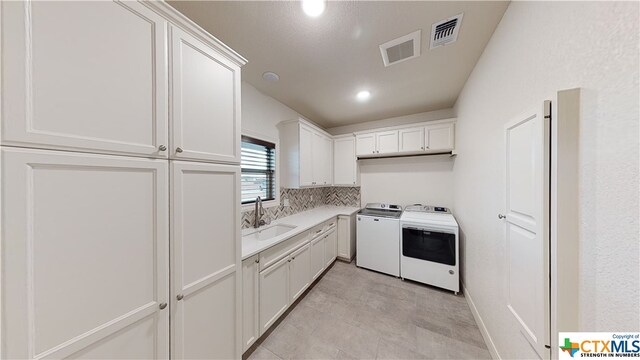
[175,147,183,153]
[315,229,322,234]
[288,259,292,262]
[159,303,167,310]
[158,145,167,151]
[498,214,506,219]
[176,294,184,301]
[255,258,260,263]
[292,257,296,260]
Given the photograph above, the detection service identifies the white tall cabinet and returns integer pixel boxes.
[0,1,246,359]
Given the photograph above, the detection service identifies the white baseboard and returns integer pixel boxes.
[462,282,502,360]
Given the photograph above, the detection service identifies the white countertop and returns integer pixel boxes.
[241,205,360,260]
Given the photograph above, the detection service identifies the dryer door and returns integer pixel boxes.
[402,226,456,266]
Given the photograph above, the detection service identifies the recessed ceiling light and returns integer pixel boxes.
[356,90,371,102]
[302,0,326,17]
[262,71,280,82]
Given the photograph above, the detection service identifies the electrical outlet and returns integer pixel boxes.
[283,198,290,207]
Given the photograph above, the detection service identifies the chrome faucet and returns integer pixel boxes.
[254,196,267,228]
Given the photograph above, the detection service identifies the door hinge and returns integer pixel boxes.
[544,100,552,119]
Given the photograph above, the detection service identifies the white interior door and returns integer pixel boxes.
[170,26,241,164]
[1,1,169,158]
[1,148,169,359]
[503,103,550,359]
[171,161,241,359]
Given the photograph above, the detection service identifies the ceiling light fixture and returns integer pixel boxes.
[356,90,371,102]
[302,0,326,17]
[262,71,280,82]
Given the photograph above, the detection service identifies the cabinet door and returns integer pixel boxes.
[1,1,169,158]
[242,256,260,352]
[259,257,290,333]
[321,135,333,185]
[171,161,241,359]
[1,148,169,359]
[376,130,399,154]
[333,137,357,185]
[324,229,338,267]
[289,245,311,303]
[310,235,326,281]
[356,133,376,156]
[299,125,314,186]
[399,127,425,152]
[171,26,241,164]
[337,216,350,260]
[311,131,324,186]
[425,123,454,151]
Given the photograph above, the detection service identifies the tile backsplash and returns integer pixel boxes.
[241,187,361,229]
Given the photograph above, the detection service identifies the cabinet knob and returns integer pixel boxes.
[159,302,167,310]
[425,146,429,149]
[288,259,292,262]
[158,145,167,151]
[421,146,424,150]
[498,214,506,219]
[176,294,184,301]
[175,147,183,153]
[255,258,259,263]
[372,151,375,154]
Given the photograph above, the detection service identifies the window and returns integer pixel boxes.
[241,135,276,204]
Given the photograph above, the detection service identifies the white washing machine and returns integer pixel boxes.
[400,205,459,294]
[356,203,403,277]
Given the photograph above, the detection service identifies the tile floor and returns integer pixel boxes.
[245,261,491,360]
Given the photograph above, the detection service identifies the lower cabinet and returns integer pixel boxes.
[242,255,260,352]
[289,244,311,303]
[259,256,290,334]
[337,214,356,261]
[310,234,326,281]
[324,228,338,267]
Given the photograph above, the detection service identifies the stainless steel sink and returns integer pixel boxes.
[242,224,296,241]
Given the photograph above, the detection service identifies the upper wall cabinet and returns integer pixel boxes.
[1,1,169,158]
[399,127,425,152]
[425,123,454,151]
[170,26,241,164]
[333,136,358,186]
[279,120,333,188]
[356,120,455,158]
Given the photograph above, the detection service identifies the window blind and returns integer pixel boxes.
[241,136,276,204]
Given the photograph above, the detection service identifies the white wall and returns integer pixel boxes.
[359,155,454,208]
[326,108,455,135]
[453,2,639,359]
[241,81,298,141]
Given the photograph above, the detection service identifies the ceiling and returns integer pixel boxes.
[168,1,509,128]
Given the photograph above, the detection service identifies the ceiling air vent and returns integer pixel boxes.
[430,13,463,49]
[379,30,421,67]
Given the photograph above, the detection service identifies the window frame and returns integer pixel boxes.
[240,131,279,210]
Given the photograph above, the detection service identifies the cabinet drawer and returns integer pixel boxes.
[260,231,309,271]
[309,218,336,239]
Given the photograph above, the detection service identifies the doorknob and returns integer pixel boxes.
[176,294,184,301]
[498,214,506,219]
[159,302,167,310]
[175,147,183,153]
[158,145,167,151]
